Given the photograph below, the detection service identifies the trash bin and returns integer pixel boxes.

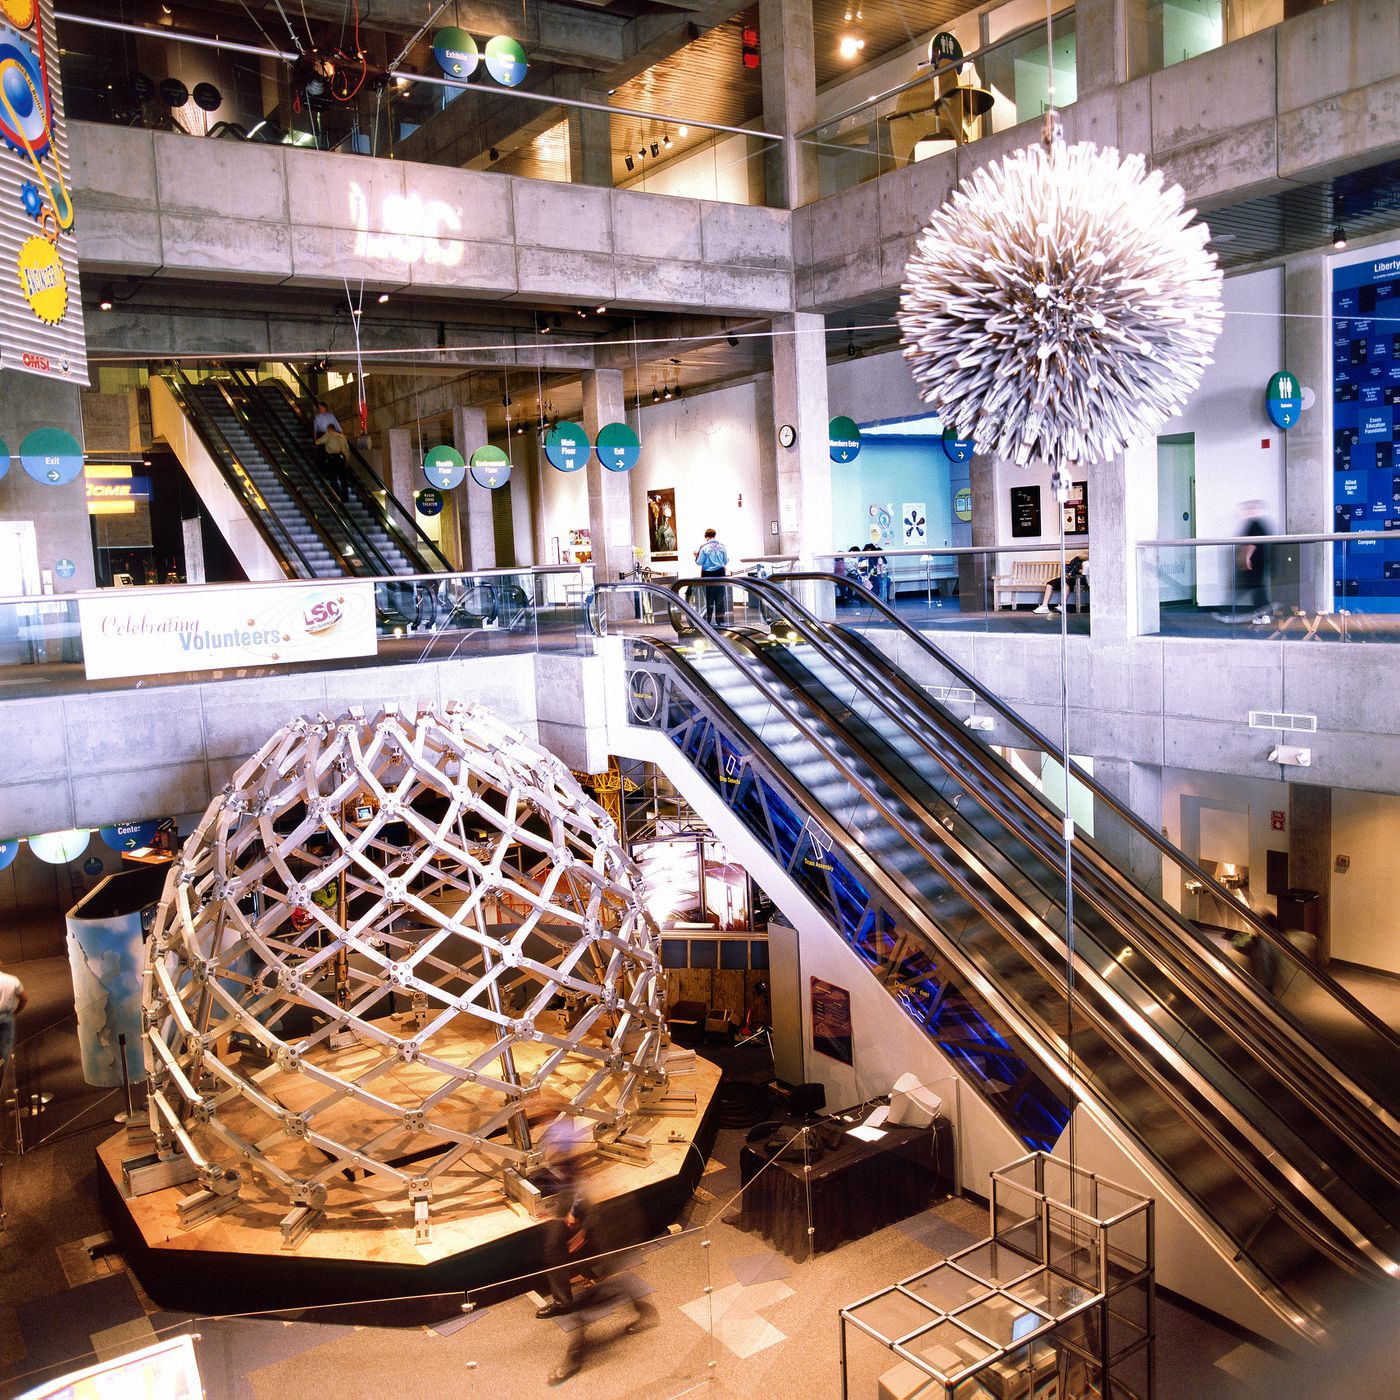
[1277,887,1319,936]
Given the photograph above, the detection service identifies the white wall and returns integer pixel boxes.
[617,132,764,206]
[628,380,772,566]
[537,451,590,564]
[1330,788,1400,974]
[827,346,928,425]
[1160,765,1290,919]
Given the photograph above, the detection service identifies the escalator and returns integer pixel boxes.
[154,365,450,581]
[604,577,1400,1341]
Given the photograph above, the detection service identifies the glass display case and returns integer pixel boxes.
[840,1152,1155,1400]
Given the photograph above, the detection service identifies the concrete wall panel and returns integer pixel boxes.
[70,760,211,828]
[1277,0,1399,113]
[154,138,288,222]
[1148,29,1276,153]
[512,181,613,254]
[515,247,619,301]
[612,190,703,262]
[414,165,515,244]
[699,201,791,269]
[1278,75,1400,183]
[158,214,294,282]
[75,210,164,277]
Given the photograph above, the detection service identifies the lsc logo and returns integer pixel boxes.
[303,596,345,636]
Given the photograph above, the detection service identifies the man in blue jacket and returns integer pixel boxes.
[694,528,730,625]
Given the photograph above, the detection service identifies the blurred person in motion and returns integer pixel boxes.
[1220,499,1276,624]
[532,1119,658,1386]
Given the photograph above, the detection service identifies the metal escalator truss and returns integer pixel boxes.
[609,581,1399,1338]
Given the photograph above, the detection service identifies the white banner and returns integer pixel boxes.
[79,580,379,681]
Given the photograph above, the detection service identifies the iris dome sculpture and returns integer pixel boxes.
[141,703,668,1231]
[899,121,1224,472]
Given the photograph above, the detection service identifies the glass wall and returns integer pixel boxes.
[1128,0,1292,80]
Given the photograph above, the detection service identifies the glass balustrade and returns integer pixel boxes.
[1128,0,1292,81]
[56,18,778,207]
[1136,531,1399,643]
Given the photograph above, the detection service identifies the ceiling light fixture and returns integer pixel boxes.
[838,6,865,62]
[98,287,114,311]
[1332,224,1348,249]
[595,304,607,313]
[377,292,390,304]
[650,142,660,158]
[624,155,634,172]
[677,125,688,137]
[662,134,672,149]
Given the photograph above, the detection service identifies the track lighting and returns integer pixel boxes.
[1332,225,1348,249]
[595,305,607,313]
[624,155,634,172]
[489,147,500,161]
[662,134,672,149]
[377,292,390,304]
[727,334,739,347]
[650,142,659,158]
[98,286,113,311]
[677,125,688,137]
[652,385,660,403]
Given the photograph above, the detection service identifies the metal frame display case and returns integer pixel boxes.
[840,1152,1155,1400]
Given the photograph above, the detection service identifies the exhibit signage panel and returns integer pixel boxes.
[810,975,853,1065]
[544,420,588,472]
[1331,247,1400,611]
[78,580,378,681]
[0,0,87,383]
[829,415,862,462]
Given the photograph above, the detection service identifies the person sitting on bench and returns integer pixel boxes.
[1033,555,1085,614]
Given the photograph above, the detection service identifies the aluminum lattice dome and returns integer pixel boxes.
[141,703,668,1230]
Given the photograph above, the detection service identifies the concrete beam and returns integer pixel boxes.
[71,124,793,317]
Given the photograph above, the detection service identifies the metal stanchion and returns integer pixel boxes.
[115,1032,134,1124]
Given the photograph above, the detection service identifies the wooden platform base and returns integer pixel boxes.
[98,1055,722,1315]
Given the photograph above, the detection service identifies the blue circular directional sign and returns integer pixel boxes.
[54,558,76,579]
[28,828,90,864]
[0,436,8,480]
[100,820,159,853]
[1266,370,1303,430]
[941,425,976,463]
[416,487,444,516]
[470,445,511,489]
[485,35,528,86]
[595,421,640,473]
[544,420,589,472]
[828,415,862,463]
[0,839,17,872]
[422,444,466,490]
[83,856,104,877]
[432,27,479,79]
[20,427,83,485]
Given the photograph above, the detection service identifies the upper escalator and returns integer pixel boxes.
[158,366,450,580]
[604,577,1400,1340]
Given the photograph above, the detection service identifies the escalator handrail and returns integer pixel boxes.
[176,371,353,576]
[163,373,314,579]
[605,583,1386,1315]
[649,573,1400,1157]
[270,366,453,573]
[774,570,1400,1055]
[714,575,1400,1158]
[216,369,397,577]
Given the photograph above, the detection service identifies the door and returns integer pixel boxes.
[0,522,39,665]
[1156,434,1197,605]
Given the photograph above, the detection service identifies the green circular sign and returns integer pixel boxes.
[485,35,527,86]
[469,444,511,489]
[828,416,862,463]
[0,436,8,481]
[20,427,83,485]
[928,32,964,69]
[942,425,976,463]
[1265,370,1302,430]
[432,26,479,78]
[416,488,444,516]
[422,445,466,489]
[595,421,640,472]
[545,420,588,472]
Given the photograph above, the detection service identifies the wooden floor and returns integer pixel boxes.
[98,1022,720,1273]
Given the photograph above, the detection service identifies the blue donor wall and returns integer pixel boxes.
[830,417,968,555]
[1332,245,1400,611]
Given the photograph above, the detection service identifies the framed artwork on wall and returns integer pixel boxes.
[810,975,853,1065]
[1062,480,1089,535]
[646,488,679,560]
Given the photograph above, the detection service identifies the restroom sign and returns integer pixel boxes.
[1265,371,1302,430]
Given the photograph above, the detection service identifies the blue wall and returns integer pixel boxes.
[832,436,963,552]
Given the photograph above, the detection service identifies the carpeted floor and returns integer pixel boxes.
[2,1090,1330,1400]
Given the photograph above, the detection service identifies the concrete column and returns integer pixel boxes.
[1092,758,1165,897]
[435,473,465,570]
[1283,253,1330,612]
[0,377,95,592]
[580,369,635,605]
[963,454,998,609]
[770,313,831,559]
[759,0,818,208]
[452,406,495,571]
[1086,447,1156,641]
[385,427,418,512]
[1074,0,1128,94]
[564,78,613,188]
[509,432,539,566]
[1287,783,1332,963]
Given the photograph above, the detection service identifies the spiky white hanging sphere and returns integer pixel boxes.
[899,131,1223,471]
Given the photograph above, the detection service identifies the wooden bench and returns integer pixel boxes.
[993,556,1089,610]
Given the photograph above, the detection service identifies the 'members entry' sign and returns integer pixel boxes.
[810,976,853,1065]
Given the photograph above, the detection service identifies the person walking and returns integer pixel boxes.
[316,423,351,503]
[694,528,730,625]
[0,964,28,1084]
[311,401,341,438]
